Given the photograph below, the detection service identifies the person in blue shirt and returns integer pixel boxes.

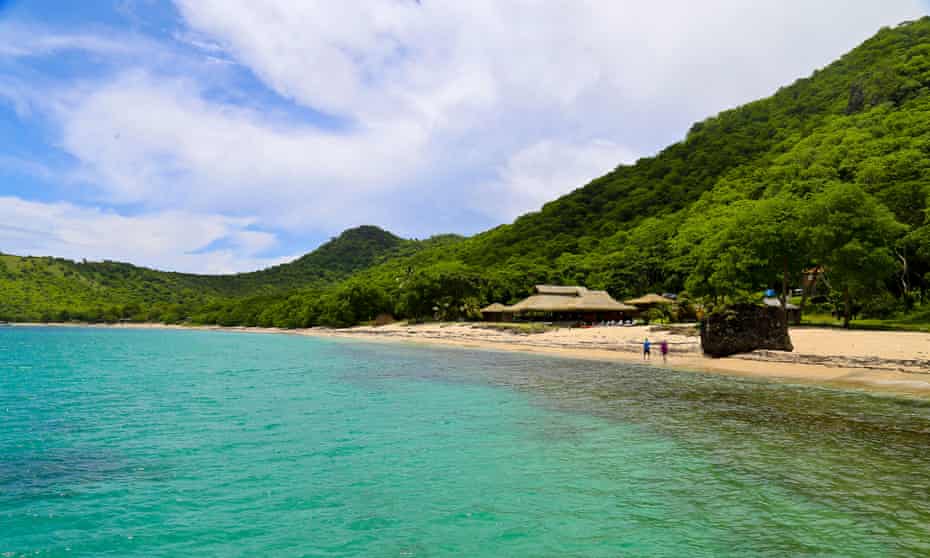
[643,337,651,360]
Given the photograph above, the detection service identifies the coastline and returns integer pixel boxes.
[9,321,930,398]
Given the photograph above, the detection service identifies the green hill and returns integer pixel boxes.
[220,225,409,292]
[307,18,930,327]
[5,18,930,328]
[456,17,930,269]
[0,225,424,322]
[297,19,930,323]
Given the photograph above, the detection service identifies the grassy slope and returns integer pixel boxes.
[801,312,930,333]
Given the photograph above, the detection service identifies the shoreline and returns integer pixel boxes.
[8,321,930,398]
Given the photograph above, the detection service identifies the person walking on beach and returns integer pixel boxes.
[660,339,669,364]
[643,337,651,360]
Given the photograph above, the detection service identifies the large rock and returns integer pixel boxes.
[700,304,793,357]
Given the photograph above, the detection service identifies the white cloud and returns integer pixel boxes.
[173,1,925,124]
[0,197,293,274]
[5,1,927,271]
[52,71,429,230]
[474,139,637,221]
[169,1,930,227]
[0,21,152,58]
[0,155,65,183]
[57,0,927,228]
[0,78,37,117]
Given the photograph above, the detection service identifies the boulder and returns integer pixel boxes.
[700,304,793,357]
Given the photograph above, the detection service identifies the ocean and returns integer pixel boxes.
[2,326,930,556]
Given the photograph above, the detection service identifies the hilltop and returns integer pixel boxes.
[4,18,930,328]
[225,225,409,290]
[0,225,444,322]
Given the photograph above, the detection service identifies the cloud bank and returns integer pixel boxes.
[0,197,292,274]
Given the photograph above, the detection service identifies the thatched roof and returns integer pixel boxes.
[480,303,510,313]
[572,290,638,311]
[624,293,676,306]
[506,286,636,313]
[535,285,587,296]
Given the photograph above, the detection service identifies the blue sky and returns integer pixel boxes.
[1,1,927,273]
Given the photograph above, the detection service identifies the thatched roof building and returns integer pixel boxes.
[509,286,636,313]
[484,285,636,323]
[479,303,511,322]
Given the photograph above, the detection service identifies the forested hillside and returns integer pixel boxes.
[0,226,430,322]
[4,18,930,328]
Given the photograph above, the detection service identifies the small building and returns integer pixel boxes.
[487,285,637,324]
[623,293,677,324]
[763,297,801,325]
[480,303,512,322]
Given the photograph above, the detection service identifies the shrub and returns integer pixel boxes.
[860,291,902,319]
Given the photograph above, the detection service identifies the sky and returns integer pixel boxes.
[0,1,927,274]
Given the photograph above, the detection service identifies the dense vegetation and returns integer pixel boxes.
[0,226,419,322]
[4,19,930,328]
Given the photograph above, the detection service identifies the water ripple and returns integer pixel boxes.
[2,327,930,556]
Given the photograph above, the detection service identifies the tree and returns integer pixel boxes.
[398,262,485,321]
[903,222,930,301]
[802,183,907,327]
[318,281,390,327]
[675,193,808,315]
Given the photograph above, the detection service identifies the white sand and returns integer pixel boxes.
[306,322,930,396]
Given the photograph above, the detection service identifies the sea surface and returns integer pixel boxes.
[2,327,930,556]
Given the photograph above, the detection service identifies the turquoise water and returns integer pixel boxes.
[3,328,930,556]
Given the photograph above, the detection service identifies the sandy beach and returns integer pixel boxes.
[306,322,930,396]
[14,320,930,397]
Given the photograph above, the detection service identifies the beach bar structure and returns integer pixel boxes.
[479,303,513,322]
[483,285,637,323]
[623,293,678,324]
[624,293,677,309]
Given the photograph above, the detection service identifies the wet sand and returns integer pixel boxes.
[11,321,930,397]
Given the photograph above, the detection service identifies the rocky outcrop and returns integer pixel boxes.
[701,304,793,357]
